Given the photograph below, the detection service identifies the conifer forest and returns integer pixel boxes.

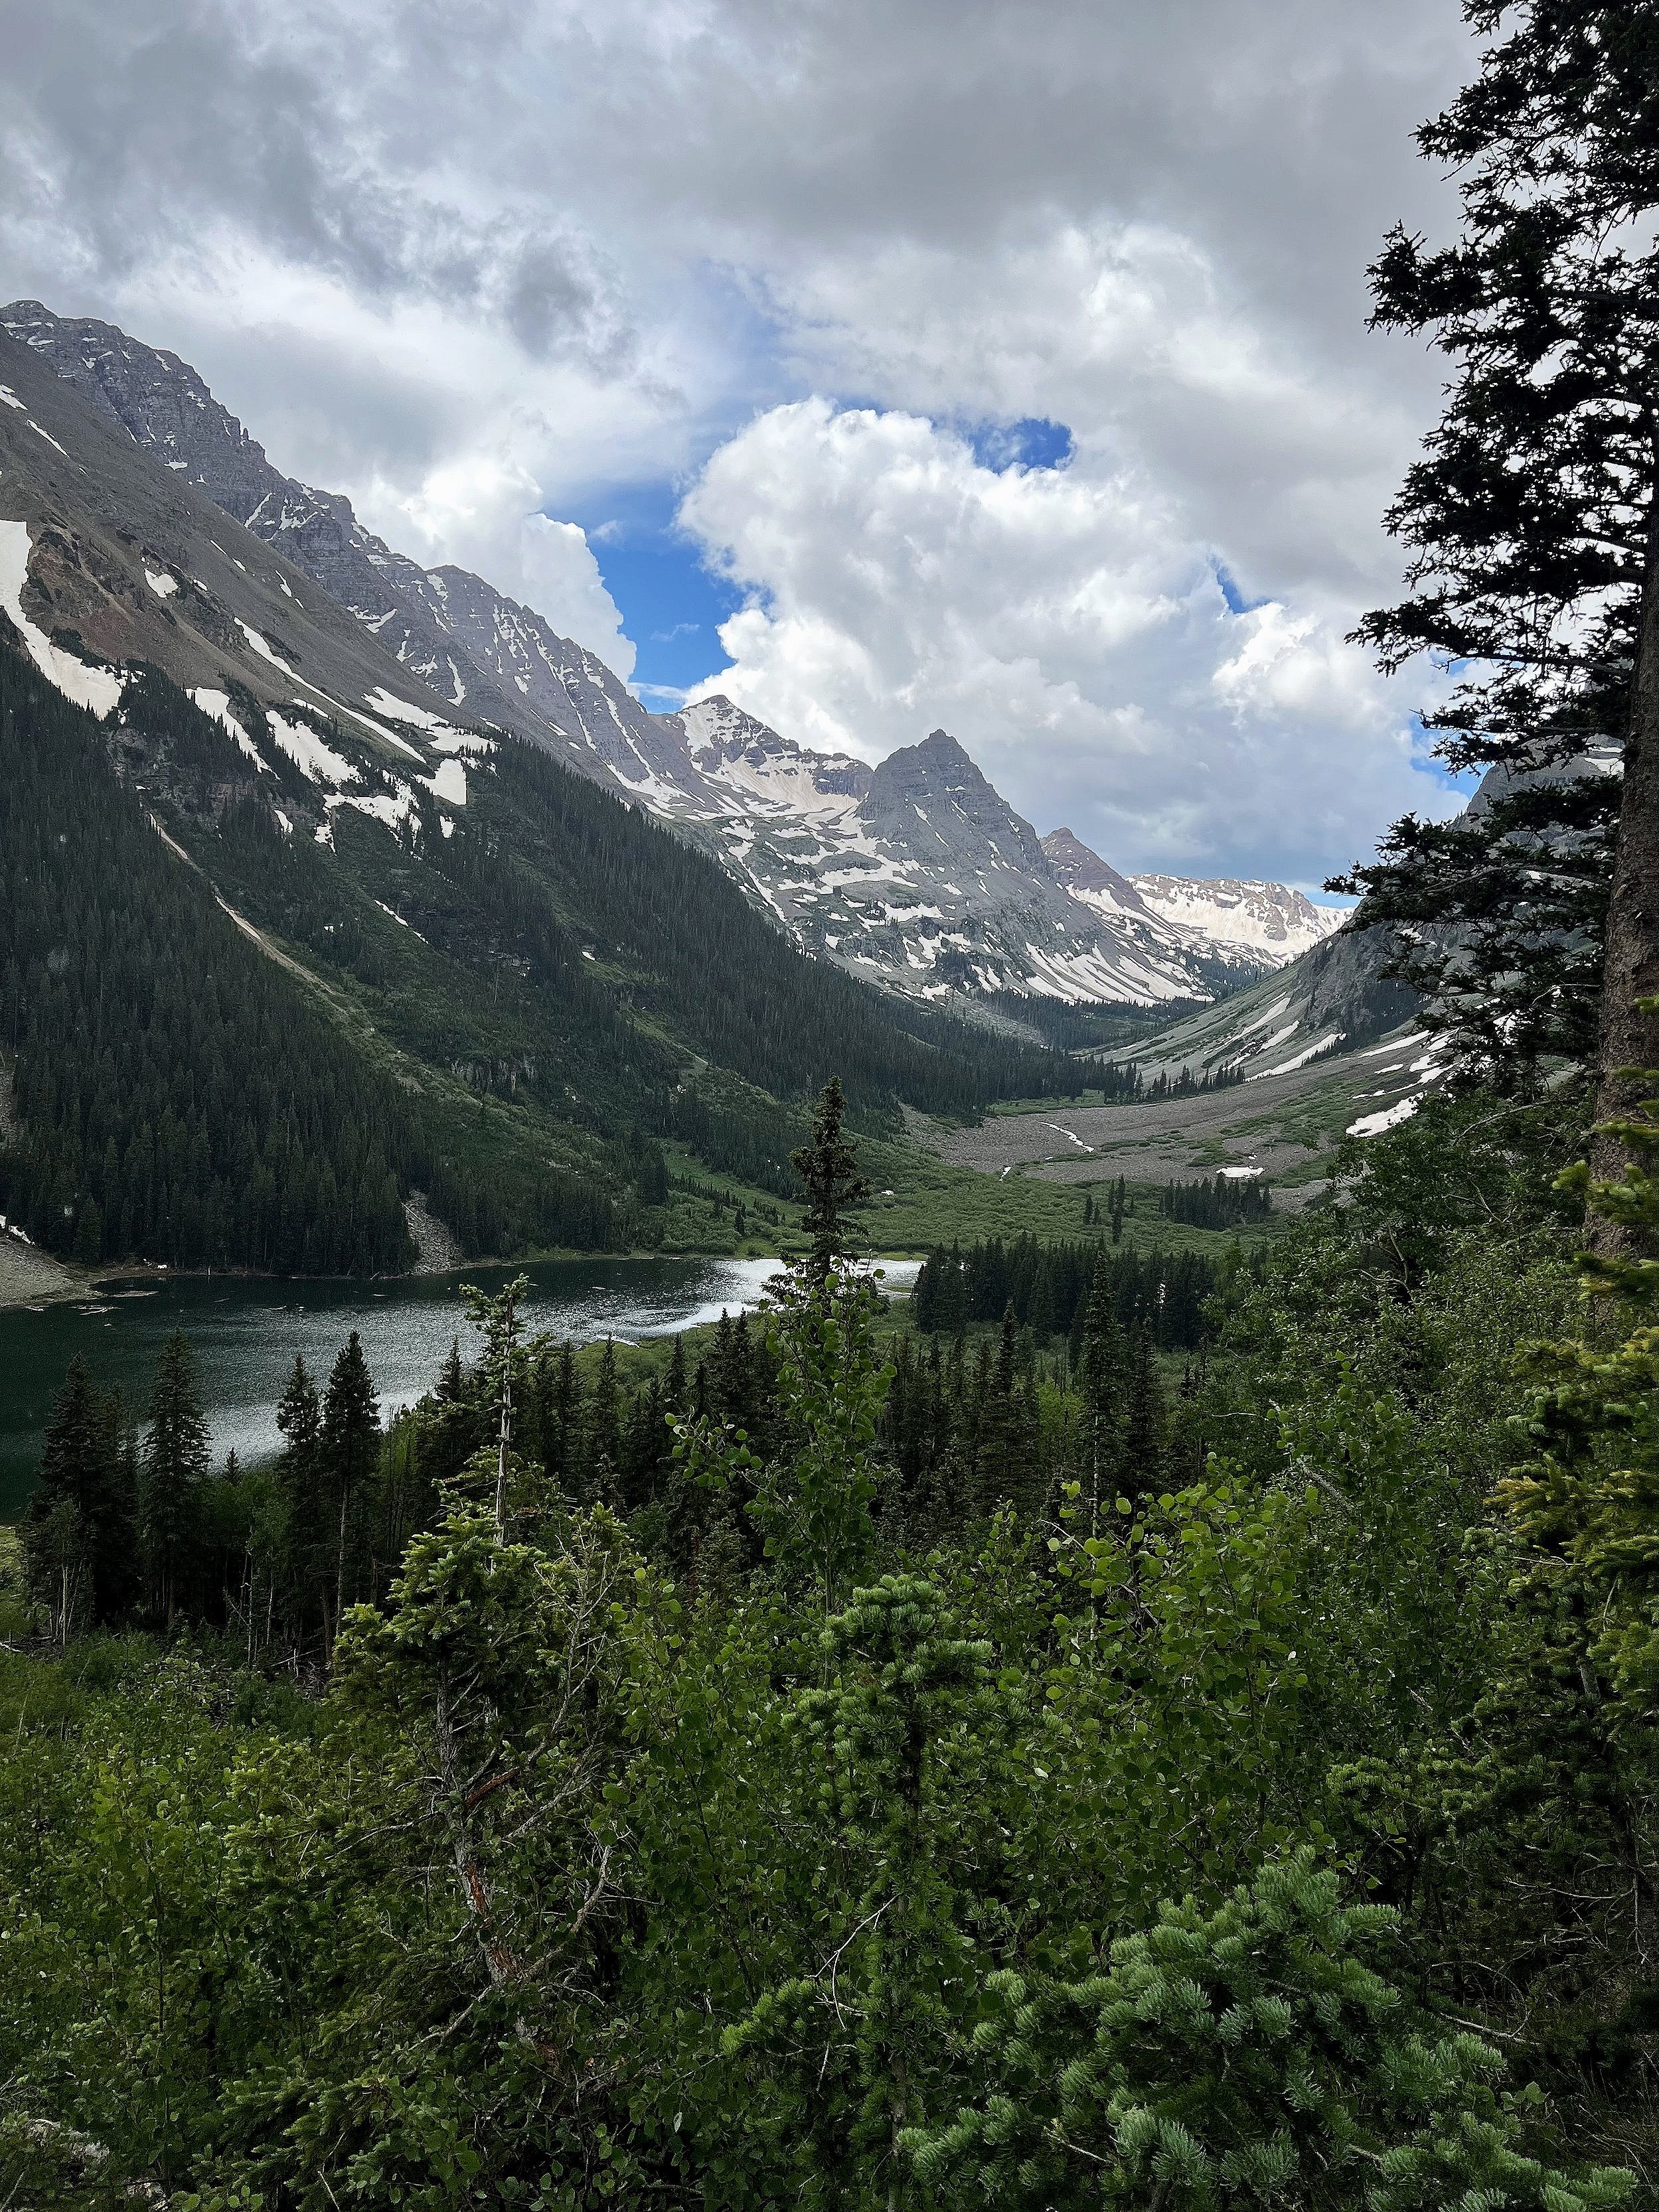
[4,5,1659,2209]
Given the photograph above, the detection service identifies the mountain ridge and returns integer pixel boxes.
[5,297,1341,1015]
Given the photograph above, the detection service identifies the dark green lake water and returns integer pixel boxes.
[1,1256,923,1518]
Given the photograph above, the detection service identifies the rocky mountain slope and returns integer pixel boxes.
[1041,827,1343,967]
[0,320,1119,1271]
[6,300,1332,1016]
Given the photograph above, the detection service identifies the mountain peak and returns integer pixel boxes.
[1041,826,1148,909]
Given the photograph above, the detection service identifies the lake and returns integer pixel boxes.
[0,1254,920,1517]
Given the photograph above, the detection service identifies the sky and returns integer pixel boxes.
[0,0,1482,887]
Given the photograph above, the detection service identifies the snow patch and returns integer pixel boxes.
[144,567,178,599]
[424,757,467,807]
[190,686,270,773]
[268,711,358,787]
[362,684,458,734]
[0,518,123,717]
[1348,1096,1420,1138]
[236,619,294,675]
[299,691,423,759]
[1247,1031,1343,1080]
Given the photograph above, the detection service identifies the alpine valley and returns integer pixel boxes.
[0,300,1345,1278]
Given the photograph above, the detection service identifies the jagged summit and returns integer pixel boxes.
[1045,825,1343,968]
[1131,873,1345,964]
[1040,828,1158,917]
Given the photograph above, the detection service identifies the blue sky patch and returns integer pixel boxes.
[963,415,1075,472]
[562,482,742,701]
[1214,561,1271,616]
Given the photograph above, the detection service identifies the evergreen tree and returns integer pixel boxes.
[72,1197,102,1267]
[1340,0,1659,1108]
[536,1340,583,1500]
[587,1337,623,1505]
[791,1077,872,1290]
[139,1332,210,1625]
[320,1332,380,1643]
[276,1355,326,1647]
[461,1275,531,1536]
[1121,1323,1168,1497]
[435,1338,466,1404]
[1075,1258,1128,1525]
[977,1305,1036,1516]
[23,1357,137,1633]
[665,1331,688,1416]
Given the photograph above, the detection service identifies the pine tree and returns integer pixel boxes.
[791,1076,871,1290]
[320,1332,380,1645]
[1075,1258,1127,1527]
[665,1332,688,1416]
[140,1332,210,1625]
[586,1338,622,1505]
[276,1355,326,1647]
[1340,0,1659,1106]
[72,1196,102,1267]
[24,1357,137,1632]
[1122,1323,1167,1498]
[536,1341,582,1499]
[435,1337,467,1404]
[977,1305,1037,1516]
[462,1275,530,1536]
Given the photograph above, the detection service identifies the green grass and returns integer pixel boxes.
[854,1136,1285,1254]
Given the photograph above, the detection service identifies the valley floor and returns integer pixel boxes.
[914,1028,1424,1202]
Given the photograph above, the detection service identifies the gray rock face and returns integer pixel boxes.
[1041,826,1162,918]
[0,298,685,789]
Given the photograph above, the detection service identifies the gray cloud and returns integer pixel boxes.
[0,0,1480,875]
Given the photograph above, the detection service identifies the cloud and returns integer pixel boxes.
[0,0,1480,871]
[680,400,1455,879]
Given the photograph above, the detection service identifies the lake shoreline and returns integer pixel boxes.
[0,1238,95,1309]
[0,1244,932,1313]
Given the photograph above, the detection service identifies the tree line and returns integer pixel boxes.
[910,1230,1243,1349]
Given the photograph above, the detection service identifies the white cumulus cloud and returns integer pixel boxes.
[681,399,1455,880]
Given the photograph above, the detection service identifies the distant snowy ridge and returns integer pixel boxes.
[1130,874,1346,964]
[1042,828,1337,975]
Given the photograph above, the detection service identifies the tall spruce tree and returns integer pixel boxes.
[140,1333,210,1625]
[791,1077,872,1290]
[1342,2,1659,1118]
[24,1359,137,1635]
[1075,1256,1128,1528]
[276,1355,326,1648]
[320,1332,380,1643]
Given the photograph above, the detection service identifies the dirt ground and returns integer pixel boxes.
[0,1235,84,1307]
[920,1043,1414,1204]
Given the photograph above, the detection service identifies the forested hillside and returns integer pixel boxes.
[0,630,1115,1271]
[0,642,413,1272]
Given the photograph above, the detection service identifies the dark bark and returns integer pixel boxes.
[1592,459,1659,1242]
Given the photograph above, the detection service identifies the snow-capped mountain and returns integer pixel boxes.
[645,701,1224,1005]
[1129,874,1346,964]
[4,298,1341,1016]
[1042,828,1343,969]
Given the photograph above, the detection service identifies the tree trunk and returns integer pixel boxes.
[1591,478,1659,1244]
